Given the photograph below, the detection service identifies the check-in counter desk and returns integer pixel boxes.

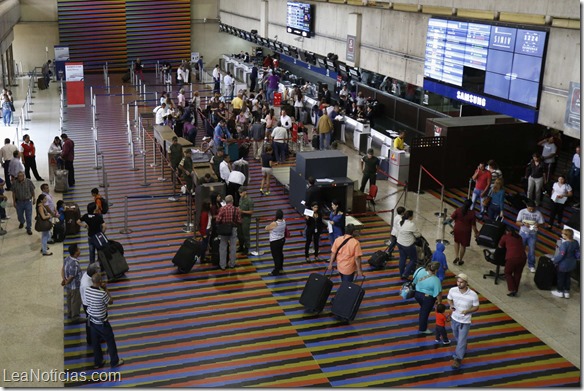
[388,148,410,185]
[341,116,371,154]
[154,125,193,159]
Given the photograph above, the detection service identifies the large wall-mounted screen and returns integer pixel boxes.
[286,1,314,38]
[423,17,548,123]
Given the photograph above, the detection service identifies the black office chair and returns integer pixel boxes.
[483,247,506,284]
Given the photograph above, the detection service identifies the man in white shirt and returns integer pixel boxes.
[154,103,168,125]
[223,72,234,101]
[516,200,545,273]
[212,65,221,94]
[80,262,100,345]
[1,138,18,190]
[447,273,479,369]
[538,135,557,178]
[227,169,246,206]
[219,154,231,183]
[271,123,288,163]
[279,109,292,131]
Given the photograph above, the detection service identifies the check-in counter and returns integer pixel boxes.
[388,148,410,185]
[343,116,370,154]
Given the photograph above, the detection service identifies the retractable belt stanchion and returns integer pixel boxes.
[436,207,450,246]
[249,217,264,257]
[99,154,109,189]
[93,126,102,170]
[119,196,133,234]
[182,194,194,233]
[140,148,151,187]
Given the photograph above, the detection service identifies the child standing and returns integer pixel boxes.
[435,303,450,345]
[431,242,448,282]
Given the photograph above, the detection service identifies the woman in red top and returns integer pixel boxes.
[21,134,44,181]
[451,199,479,266]
[498,226,527,297]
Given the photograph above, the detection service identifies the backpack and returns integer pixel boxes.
[99,197,109,214]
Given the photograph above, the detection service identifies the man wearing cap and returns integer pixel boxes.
[447,273,480,369]
[237,186,254,255]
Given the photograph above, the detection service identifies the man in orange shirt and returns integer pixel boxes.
[327,224,363,283]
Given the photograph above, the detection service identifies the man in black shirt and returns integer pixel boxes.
[360,148,380,193]
[77,202,106,264]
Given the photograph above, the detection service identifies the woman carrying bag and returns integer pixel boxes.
[265,209,286,276]
[551,229,580,299]
[412,262,442,335]
[35,194,53,256]
[396,210,421,279]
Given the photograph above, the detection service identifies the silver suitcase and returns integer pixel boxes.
[54,169,69,193]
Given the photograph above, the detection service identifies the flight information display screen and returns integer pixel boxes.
[423,17,548,118]
[286,2,314,38]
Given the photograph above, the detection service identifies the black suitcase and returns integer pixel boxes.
[299,269,333,313]
[210,236,220,265]
[331,277,365,322]
[368,247,390,269]
[311,134,319,149]
[506,193,527,211]
[52,221,65,242]
[377,158,389,180]
[63,202,81,236]
[38,77,47,90]
[172,238,201,273]
[534,255,557,290]
[476,217,505,248]
[98,244,129,281]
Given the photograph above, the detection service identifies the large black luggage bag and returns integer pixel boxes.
[52,221,65,242]
[476,217,506,248]
[368,247,390,270]
[331,277,365,322]
[98,241,129,280]
[534,255,557,290]
[38,77,47,90]
[63,202,81,236]
[299,269,333,313]
[172,238,201,273]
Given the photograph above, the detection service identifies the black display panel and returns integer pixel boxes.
[286,1,314,38]
[423,17,548,121]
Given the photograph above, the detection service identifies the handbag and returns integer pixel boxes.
[216,208,237,236]
[399,267,423,300]
[34,215,53,232]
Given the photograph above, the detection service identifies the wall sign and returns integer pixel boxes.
[346,35,356,62]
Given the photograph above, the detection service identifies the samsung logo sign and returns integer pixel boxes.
[456,91,487,107]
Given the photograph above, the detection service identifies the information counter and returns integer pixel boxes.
[388,148,410,185]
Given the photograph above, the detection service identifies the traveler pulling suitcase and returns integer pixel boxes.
[98,241,129,280]
[534,255,557,290]
[331,276,365,322]
[476,216,506,248]
[172,237,201,273]
[54,169,69,193]
[368,246,391,270]
[63,202,81,235]
[299,269,333,313]
[232,158,249,186]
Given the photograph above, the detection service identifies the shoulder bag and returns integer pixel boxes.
[400,267,424,300]
[34,214,53,232]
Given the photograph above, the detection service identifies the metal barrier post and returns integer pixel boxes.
[99,154,109,188]
[107,76,110,94]
[21,107,29,129]
[249,217,264,256]
[434,186,445,218]
[121,85,125,104]
[467,178,473,199]
[403,181,408,207]
[93,127,102,170]
[119,196,133,234]
[140,150,151,187]
[182,194,194,233]
[134,102,138,124]
[436,207,450,246]
[417,166,423,195]
[158,154,167,181]
[129,136,138,171]
[150,137,158,167]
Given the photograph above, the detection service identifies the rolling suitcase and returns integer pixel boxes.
[368,246,390,270]
[54,169,69,193]
[98,243,129,281]
[52,221,65,242]
[311,134,319,149]
[63,202,81,235]
[331,277,365,322]
[232,159,249,186]
[377,158,389,180]
[38,77,46,90]
[476,217,505,248]
[534,255,557,290]
[172,237,201,273]
[299,269,333,313]
[210,236,220,265]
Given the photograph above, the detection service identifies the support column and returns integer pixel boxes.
[345,13,362,68]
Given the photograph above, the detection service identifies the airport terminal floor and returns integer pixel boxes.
[0,73,580,387]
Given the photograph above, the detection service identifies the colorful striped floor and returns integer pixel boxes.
[62,75,580,387]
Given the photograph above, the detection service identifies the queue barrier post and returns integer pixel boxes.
[249,217,265,257]
[182,194,194,233]
[140,149,151,187]
[119,196,133,234]
[436,207,450,246]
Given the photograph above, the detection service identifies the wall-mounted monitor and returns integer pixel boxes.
[268,40,276,50]
[274,42,283,52]
[316,57,326,69]
[325,58,337,72]
[286,1,315,38]
[423,17,548,122]
[348,66,360,80]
